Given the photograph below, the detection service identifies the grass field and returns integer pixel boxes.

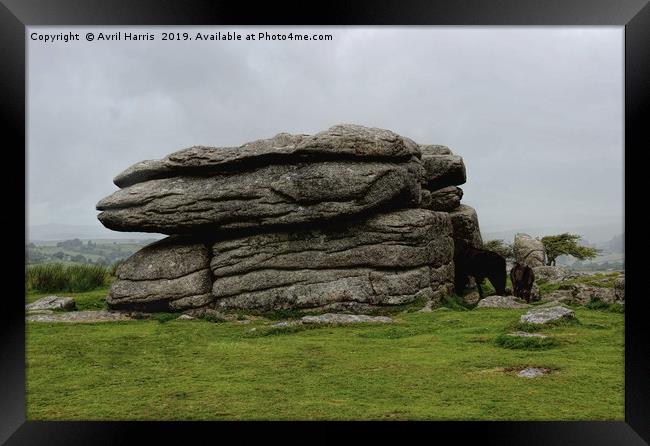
[26,287,624,421]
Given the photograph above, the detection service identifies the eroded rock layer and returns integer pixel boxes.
[209,209,454,311]
[97,124,483,313]
[107,237,214,311]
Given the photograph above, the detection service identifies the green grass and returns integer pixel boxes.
[26,286,111,311]
[537,272,620,296]
[494,333,561,350]
[26,263,109,293]
[26,296,624,421]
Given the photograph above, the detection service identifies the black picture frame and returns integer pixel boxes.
[2,0,647,444]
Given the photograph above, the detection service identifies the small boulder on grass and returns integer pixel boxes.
[26,296,76,312]
[301,313,394,325]
[520,306,575,324]
[476,295,530,309]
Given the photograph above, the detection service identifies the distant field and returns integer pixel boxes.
[26,288,624,421]
[26,239,158,266]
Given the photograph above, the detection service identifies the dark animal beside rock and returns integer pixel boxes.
[510,262,535,303]
[454,242,507,298]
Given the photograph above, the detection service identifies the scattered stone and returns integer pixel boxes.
[476,295,531,309]
[532,265,583,283]
[462,291,481,306]
[176,314,195,320]
[570,284,617,305]
[271,321,301,328]
[26,310,150,323]
[418,301,434,313]
[26,296,76,311]
[520,306,575,324]
[513,234,545,268]
[517,367,551,378]
[300,313,394,325]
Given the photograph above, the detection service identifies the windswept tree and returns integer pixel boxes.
[483,239,514,262]
[541,233,600,266]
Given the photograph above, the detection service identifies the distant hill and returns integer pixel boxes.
[28,224,164,243]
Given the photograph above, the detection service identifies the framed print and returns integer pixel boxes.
[2,0,648,444]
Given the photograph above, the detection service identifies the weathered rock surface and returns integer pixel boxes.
[476,295,530,309]
[570,284,618,305]
[533,265,584,283]
[27,310,150,323]
[614,276,625,300]
[98,124,486,315]
[448,204,483,249]
[107,237,213,311]
[513,233,545,268]
[421,155,467,190]
[98,160,421,234]
[26,296,75,311]
[114,124,421,188]
[419,144,453,156]
[210,209,454,312]
[420,186,463,211]
[520,306,575,324]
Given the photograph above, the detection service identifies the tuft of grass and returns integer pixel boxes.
[27,263,108,293]
[510,317,581,333]
[151,313,179,324]
[495,333,560,350]
[440,294,471,311]
[585,299,624,313]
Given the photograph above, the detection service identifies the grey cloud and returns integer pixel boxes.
[27,27,623,239]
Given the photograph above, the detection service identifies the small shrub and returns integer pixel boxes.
[495,333,560,350]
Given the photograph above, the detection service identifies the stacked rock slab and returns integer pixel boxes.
[97,124,483,313]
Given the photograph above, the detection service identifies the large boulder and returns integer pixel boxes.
[513,233,546,268]
[476,295,530,309]
[107,237,213,311]
[98,160,422,234]
[210,209,454,312]
[520,306,575,324]
[114,124,420,188]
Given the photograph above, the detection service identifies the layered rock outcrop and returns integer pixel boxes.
[97,124,483,313]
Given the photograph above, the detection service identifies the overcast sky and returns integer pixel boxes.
[27,27,623,240]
